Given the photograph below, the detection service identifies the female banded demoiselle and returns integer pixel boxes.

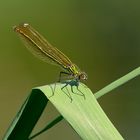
[14,23,87,101]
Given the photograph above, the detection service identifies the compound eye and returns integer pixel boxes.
[83,75,87,80]
[80,72,88,80]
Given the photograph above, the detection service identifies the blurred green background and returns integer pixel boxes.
[0,0,140,139]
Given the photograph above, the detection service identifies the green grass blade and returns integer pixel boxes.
[36,82,124,140]
[30,66,140,139]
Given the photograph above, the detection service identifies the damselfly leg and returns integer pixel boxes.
[61,83,73,102]
[49,71,71,97]
[61,79,86,102]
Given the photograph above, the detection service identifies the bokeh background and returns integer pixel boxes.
[0,0,140,139]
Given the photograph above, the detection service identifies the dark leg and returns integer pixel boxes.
[61,83,73,102]
[48,83,56,98]
[76,86,86,99]
[70,86,85,99]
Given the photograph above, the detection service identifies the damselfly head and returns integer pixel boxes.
[79,72,88,81]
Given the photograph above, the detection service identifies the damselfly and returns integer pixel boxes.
[14,23,87,100]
